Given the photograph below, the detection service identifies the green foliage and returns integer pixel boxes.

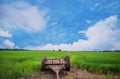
[0,50,120,79]
[72,52,120,74]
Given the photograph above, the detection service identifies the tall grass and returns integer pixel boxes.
[0,50,68,79]
[0,50,120,79]
[71,52,120,74]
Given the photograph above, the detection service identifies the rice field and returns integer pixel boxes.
[0,50,120,79]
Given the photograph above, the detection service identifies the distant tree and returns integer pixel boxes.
[58,49,61,51]
[114,50,120,52]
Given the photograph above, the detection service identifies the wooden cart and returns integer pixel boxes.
[41,56,70,79]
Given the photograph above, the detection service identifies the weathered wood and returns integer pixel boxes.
[56,71,59,79]
[41,56,70,79]
[45,58,66,65]
[48,65,64,79]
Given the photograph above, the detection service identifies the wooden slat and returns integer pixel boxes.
[45,58,66,64]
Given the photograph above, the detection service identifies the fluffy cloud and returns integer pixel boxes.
[0,29,14,49]
[94,3,100,7]
[86,20,91,24]
[0,1,48,32]
[78,30,86,34]
[25,15,120,51]
[0,29,12,38]
[4,39,15,49]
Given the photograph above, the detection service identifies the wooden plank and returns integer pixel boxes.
[45,58,66,64]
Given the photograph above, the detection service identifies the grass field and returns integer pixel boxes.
[0,50,120,79]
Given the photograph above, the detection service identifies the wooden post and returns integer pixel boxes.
[55,71,59,79]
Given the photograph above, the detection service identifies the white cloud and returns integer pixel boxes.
[86,20,91,23]
[4,39,15,49]
[94,3,100,7]
[78,30,86,34]
[25,15,120,51]
[36,0,45,3]
[0,29,12,38]
[0,1,48,32]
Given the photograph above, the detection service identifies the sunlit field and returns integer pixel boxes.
[0,50,120,79]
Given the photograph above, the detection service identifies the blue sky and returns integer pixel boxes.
[0,0,120,51]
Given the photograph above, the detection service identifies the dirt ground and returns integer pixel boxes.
[18,67,120,79]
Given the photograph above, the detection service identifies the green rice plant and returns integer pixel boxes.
[0,50,120,79]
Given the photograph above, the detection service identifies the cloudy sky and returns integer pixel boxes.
[0,0,120,51]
